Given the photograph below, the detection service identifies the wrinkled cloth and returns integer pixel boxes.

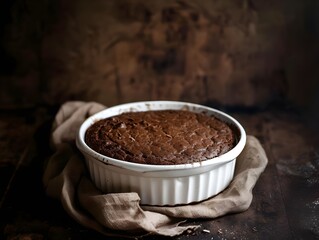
[43,101,268,238]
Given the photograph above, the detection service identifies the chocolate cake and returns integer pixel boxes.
[85,110,235,165]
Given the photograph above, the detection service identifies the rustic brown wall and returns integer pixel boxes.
[0,0,318,110]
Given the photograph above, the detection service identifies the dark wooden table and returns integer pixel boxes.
[1,105,318,240]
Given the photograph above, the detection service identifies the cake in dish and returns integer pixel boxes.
[76,101,246,205]
[85,110,235,165]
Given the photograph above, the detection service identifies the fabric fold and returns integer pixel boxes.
[42,101,268,238]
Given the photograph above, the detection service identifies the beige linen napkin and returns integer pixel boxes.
[43,101,268,238]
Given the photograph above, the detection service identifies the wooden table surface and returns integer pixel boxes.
[0,105,318,240]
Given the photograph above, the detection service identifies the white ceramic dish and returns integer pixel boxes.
[76,101,246,206]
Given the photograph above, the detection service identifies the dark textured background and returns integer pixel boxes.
[0,0,318,119]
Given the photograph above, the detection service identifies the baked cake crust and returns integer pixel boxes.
[85,110,235,165]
